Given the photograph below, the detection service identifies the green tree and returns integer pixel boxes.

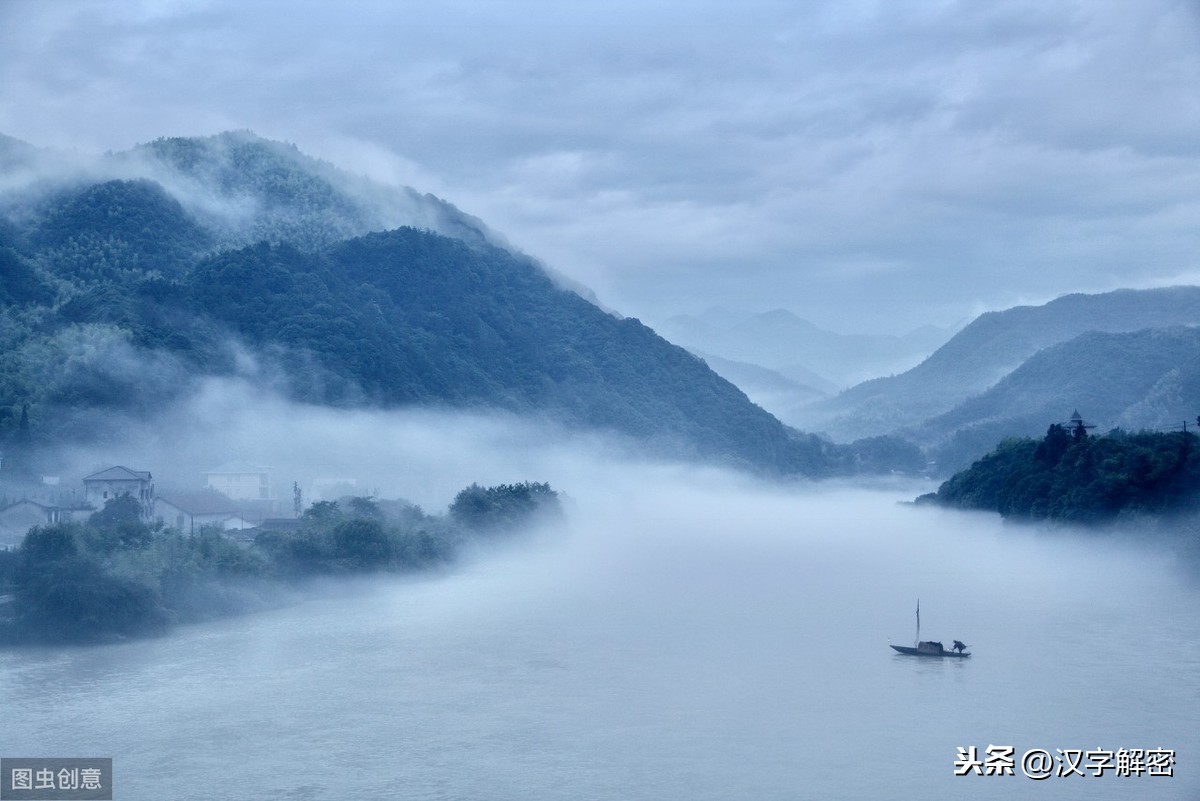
[332,518,392,570]
[13,523,166,642]
[16,554,166,641]
[449,481,560,531]
[932,428,1200,524]
[1034,424,1071,466]
[303,500,341,525]
[86,494,153,553]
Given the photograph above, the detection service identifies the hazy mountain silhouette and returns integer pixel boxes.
[801,287,1200,446]
[0,131,919,476]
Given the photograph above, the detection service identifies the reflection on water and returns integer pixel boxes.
[2,479,1197,800]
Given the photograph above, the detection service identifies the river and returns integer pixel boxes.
[2,478,1197,800]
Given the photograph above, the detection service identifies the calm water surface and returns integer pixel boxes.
[3,480,1197,800]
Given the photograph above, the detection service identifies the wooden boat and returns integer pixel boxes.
[890,600,970,658]
[890,642,970,658]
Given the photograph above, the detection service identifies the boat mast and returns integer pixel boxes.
[915,599,920,646]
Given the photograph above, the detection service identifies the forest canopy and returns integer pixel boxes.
[922,424,1200,524]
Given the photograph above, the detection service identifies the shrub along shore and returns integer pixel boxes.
[0,481,560,645]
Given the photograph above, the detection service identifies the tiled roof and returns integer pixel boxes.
[0,498,54,512]
[156,490,238,515]
[84,465,152,482]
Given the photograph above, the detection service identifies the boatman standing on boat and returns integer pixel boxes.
[953,640,967,654]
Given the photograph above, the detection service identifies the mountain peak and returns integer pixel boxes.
[802,285,1200,451]
[754,308,806,324]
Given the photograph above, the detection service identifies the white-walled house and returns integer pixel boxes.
[0,500,60,549]
[0,499,91,549]
[83,466,154,518]
[155,491,249,534]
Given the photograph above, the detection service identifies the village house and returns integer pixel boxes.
[154,490,250,534]
[0,499,90,549]
[83,466,155,520]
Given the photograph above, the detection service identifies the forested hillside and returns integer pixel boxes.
[923,425,1200,525]
[916,327,1200,471]
[0,131,917,477]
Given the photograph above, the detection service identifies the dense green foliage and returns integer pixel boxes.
[0,240,53,305]
[449,481,561,531]
[926,425,1200,524]
[30,179,213,280]
[10,523,168,641]
[0,482,557,644]
[253,496,459,575]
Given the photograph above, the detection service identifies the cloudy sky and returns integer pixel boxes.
[1,0,1198,333]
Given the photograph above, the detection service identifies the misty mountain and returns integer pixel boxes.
[798,287,1200,444]
[689,351,830,424]
[919,327,1200,471]
[0,134,46,174]
[658,307,953,394]
[183,229,837,473]
[694,351,830,401]
[0,131,917,477]
[0,131,503,256]
[123,132,505,252]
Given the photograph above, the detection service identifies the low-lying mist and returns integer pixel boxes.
[47,372,1200,675]
[51,374,1200,585]
[8,376,1199,800]
[53,376,675,510]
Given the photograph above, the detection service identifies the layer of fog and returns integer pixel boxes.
[54,376,712,511]
[401,477,1199,801]
[16,379,1200,801]
[49,372,1200,612]
[12,376,1200,800]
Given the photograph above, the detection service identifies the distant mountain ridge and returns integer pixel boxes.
[798,287,1200,447]
[659,307,954,392]
[920,326,1200,470]
[690,350,830,417]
